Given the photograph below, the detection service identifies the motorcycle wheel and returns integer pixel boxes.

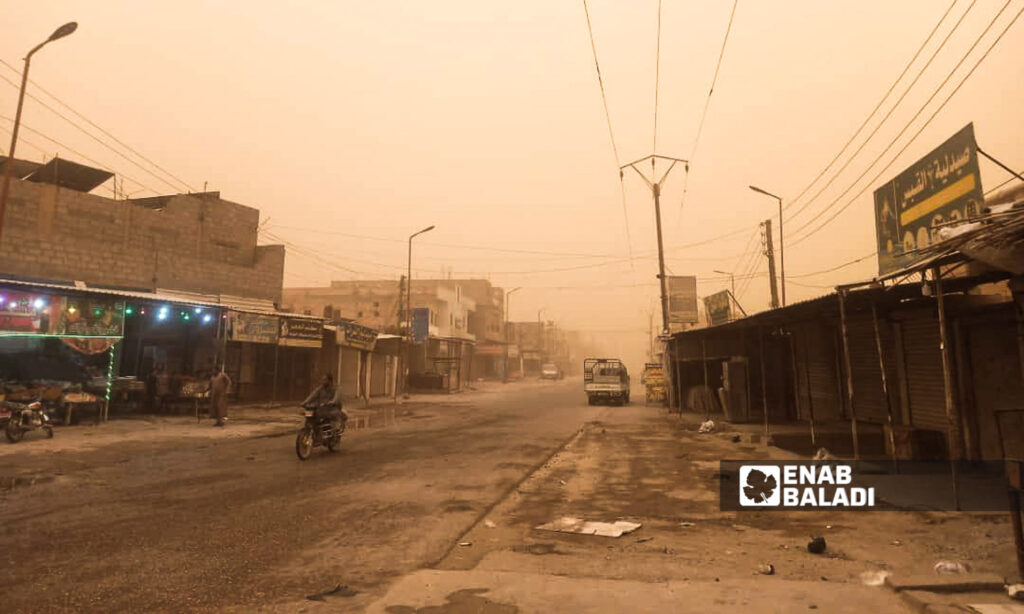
[295,427,314,461]
[45,426,54,439]
[5,420,24,443]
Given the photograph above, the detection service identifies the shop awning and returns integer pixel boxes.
[0,278,321,320]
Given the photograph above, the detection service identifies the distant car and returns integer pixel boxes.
[540,363,563,380]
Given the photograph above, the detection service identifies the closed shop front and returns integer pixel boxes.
[899,315,948,431]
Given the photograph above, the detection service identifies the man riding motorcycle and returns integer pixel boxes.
[302,374,347,434]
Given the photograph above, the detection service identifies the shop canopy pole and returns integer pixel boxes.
[701,338,709,419]
[933,267,962,511]
[786,330,803,436]
[871,302,900,471]
[270,344,279,408]
[837,289,861,461]
[758,326,770,442]
[799,331,817,446]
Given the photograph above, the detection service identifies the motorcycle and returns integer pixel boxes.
[295,403,344,460]
[3,400,54,443]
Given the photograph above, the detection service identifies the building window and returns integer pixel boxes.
[374,310,380,317]
[373,301,379,308]
[449,314,453,325]
[357,311,363,318]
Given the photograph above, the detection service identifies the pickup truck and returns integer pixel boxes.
[583,358,630,406]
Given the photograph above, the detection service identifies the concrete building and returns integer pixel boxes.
[282,278,486,389]
[0,157,284,303]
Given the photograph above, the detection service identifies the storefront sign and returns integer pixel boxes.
[475,343,505,356]
[337,321,378,351]
[0,291,60,334]
[874,123,983,275]
[703,290,732,327]
[668,276,699,324]
[412,307,430,343]
[279,317,322,348]
[56,297,125,337]
[227,311,279,344]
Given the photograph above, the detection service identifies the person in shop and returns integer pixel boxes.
[144,364,160,412]
[209,368,232,427]
[302,373,347,435]
[155,365,171,412]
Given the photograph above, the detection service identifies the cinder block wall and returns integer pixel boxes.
[0,180,284,302]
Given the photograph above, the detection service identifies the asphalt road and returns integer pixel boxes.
[0,379,605,613]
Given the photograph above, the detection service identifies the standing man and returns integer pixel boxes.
[209,368,232,427]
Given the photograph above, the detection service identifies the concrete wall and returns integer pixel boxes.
[0,180,284,302]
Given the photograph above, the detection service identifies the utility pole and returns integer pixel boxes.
[503,287,520,383]
[620,154,688,334]
[762,219,780,310]
[750,185,785,306]
[648,310,654,362]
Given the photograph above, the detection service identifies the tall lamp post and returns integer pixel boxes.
[0,22,78,244]
[713,269,735,297]
[749,185,785,306]
[503,287,521,383]
[404,225,434,394]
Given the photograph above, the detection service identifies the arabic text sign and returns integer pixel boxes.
[337,321,377,351]
[279,317,322,348]
[874,123,983,275]
[227,311,279,344]
[667,276,698,324]
[703,290,732,326]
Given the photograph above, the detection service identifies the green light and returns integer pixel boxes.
[182,312,190,321]
[125,306,134,316]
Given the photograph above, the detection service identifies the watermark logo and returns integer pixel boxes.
[739,465,780,506]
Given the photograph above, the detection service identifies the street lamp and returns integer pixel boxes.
[406,224,435,341]
[401,224,434,397]
[713,269,735,297]
[749,185,785,307]
[0,22,78,244]
[503,287,521,383]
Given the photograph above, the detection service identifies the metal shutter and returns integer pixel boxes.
[901,317,949,430]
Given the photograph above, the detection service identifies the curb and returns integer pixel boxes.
[428,425,588,568]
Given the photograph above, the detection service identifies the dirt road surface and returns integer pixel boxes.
[1,380,1017,613]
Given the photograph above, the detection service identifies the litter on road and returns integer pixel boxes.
[679,522,695,528]
[698,419,716,433]
[757,563,775,575]
[535,517,641,538]
[933,560,969,574]
[807,536,827,554]
[458,542,472,547]
[859,571,890,586]
[484,520,496,529]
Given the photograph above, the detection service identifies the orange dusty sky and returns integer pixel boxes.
[3,1,1023,346]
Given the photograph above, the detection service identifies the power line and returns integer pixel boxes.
[0,114,161,195]
[0,71,191,194]
[788,251,877,278]
[0,58,197,193]
[789,0,1019,244]
[782,0,960,216]
[689,0,739,162]
[581,0,635,265]
[653,0,663,157]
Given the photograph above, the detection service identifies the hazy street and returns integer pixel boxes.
[0,381,602,612]
[2,381,1016,613]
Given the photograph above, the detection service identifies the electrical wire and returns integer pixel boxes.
[782,0,960,215]
[653,0,663,157]
[582,0,635,265]
[789,1,1023,245]
[786,0,980,226]
[0,71,191,194]
[689,0,739,163]
[0,58,197,193]
[0,114,161,195]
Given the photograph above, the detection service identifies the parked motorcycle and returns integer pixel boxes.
[3,400,54,443]
[295,404,343,460]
